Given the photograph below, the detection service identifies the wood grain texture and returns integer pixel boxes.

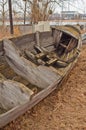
[3,39,61,88]
[0,59,76,128]
[0,79,33,111]
[0,80,59,128]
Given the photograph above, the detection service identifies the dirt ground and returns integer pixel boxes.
[2,45,86,130]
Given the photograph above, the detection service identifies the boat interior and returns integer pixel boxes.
[0,27,80,114]
[11,28,79,67]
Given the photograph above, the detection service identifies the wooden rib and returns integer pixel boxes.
[3,39,61,89]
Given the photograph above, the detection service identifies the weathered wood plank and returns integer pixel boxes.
[35,31,40,47]
[0,79,33,111]
[53,29,62,48]
[46,58,57,65]
[0,80,59,128]
[0,73,6,80]
[0,59,76,128]
[25,50,36,62]
[3,39,61,88]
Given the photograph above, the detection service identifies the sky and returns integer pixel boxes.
[0,0,86,15]
[16,0,86,14]
[55,0,86,14]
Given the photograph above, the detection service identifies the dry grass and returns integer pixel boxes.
[0,26,21,40]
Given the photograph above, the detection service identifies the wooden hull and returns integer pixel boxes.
[0,59,77,128]
[0,25,82,128]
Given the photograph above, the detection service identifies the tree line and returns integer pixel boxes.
[0,0,68,26]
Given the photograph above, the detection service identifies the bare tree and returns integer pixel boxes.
[13,0,61,24]
[13,0,30,24]
[27,0,59,23]
[12,0,68,24]
[0,0,8,26]
[8,0,14,34]
[23,0,27,24]
[27,0,69,23]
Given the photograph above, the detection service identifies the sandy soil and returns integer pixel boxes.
[2,45,86,130]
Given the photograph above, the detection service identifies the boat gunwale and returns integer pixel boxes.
[0,58,78,128]
[51,25,81,39]
[0,25,82,128]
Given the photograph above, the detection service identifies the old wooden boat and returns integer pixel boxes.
[0,25,82,128]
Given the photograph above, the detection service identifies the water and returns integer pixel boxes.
[50,21,86,26]
[0,21,30,26]
[0,20,86,26]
